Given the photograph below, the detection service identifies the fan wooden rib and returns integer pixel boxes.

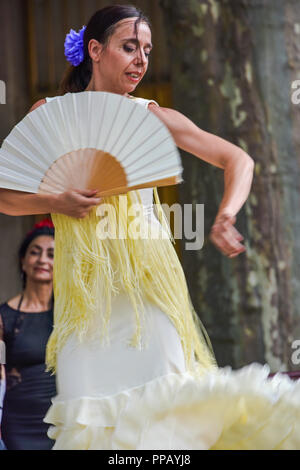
[38,148,180,197]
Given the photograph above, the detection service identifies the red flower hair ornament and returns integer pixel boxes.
[26,218,54,237]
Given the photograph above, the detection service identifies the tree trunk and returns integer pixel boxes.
[160,0,300,371]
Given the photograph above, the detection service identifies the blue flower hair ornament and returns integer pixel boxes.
[64,25,86,66]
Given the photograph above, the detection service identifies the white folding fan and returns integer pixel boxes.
[0,91,183,197]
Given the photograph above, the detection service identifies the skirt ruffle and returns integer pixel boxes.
[44,362,300,450]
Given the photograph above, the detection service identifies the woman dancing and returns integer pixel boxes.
[0,4,299,450]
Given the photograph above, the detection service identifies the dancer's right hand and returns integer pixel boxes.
[209,213,245,258]
[56,189,102,218]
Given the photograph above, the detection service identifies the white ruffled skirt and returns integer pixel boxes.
[44,293,300,450]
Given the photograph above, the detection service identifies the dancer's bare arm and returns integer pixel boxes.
[149,105,255,258]
[0,188,101,217]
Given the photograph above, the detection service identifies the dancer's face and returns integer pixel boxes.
[22,235,54,284]
[87,18,152,95]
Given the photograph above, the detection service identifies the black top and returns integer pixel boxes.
[0,295,57,450]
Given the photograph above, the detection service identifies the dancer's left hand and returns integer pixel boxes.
[209,213,246,258]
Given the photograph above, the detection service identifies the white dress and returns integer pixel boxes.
[43,94,300,450]
[52,184,187,398]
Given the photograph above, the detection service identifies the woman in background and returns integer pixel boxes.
[0,219,56,450]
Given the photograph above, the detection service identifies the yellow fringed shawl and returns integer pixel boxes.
[46,188,217,377]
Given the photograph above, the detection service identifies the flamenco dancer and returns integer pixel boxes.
[0,5,300,450]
